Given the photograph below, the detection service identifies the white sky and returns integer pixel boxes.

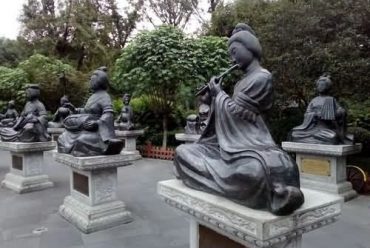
[0,0,24,39]
[0,0,223,39]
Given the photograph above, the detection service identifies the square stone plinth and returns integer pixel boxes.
[158,179,342,248]
[0,141,55,193]
[282,142,362,201]
[54,153,140,233]
[115,129,144,155]
[175,133,201,144]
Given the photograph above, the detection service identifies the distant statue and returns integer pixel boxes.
[174,24,304,216]
[115,93,134,131]
[198,91,211,133]
[57,68,124,157]
[288,74,353,145]
[0,85,50,142]
[0,100,19,127]
[48,96,73,128]
[184,114,199,135]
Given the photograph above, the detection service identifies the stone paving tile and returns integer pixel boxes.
[0,151,369,248]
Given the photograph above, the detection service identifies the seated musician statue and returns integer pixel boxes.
[288,74,353,145]
[57,68,124,157]
[0,85,50,142]
[174,24,304,216]
[115,93,135,131]
[48,95,73,128]
[0,100,19,127]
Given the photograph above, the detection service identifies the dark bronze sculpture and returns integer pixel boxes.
[174,24,304,216]
[289,74,353,145]
[0,85,50,142]
[184,114,199,135]
[0,100,19,127]
[57,68,124,157]
[48,96,73,128]
[115,93,134,131]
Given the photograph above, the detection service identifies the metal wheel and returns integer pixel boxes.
[347,165,367,193]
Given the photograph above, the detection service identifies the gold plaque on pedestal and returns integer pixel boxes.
[301,158,331,176]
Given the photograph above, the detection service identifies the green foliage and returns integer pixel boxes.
[18,54,88,111]
[0,38,30,68]
[113,25,230,147]
[346,100,370,130]
[210,0,370,107]
[0,66,29,111]
[19,0,144,71]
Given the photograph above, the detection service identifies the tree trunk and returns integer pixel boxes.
[162,114,168,149]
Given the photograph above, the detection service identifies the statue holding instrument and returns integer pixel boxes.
[288,74,353,145]
[0,85,50,142]
[0,100,18,128]
[57,67,124,157]
[174,24,304,215]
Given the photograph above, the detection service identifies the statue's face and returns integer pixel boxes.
[8,101,14,108]
[316,79,330,94]
[90,73,99,91]
[123,95,131,105]
[228,42,253,70]
[26,88,39,100]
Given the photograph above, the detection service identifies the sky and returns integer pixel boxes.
[0,0,222,40]
[0,0,24,39]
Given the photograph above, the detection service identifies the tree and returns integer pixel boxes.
[0,67,29,111]
[0,38,31,68]
[144,0,199,29]
[19,0,144,71]
[18,54,88,111]
[113,26,231,148]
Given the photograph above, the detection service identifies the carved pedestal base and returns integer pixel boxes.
[282,142,361,201]
[0,142,55,193]
[175,133,201,144]
[115,130,144,155]
[158,179,342,248]
[54,152,140,233]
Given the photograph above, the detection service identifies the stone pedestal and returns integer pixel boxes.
[115,129,144,155]
[158,179,342,248]
[175,133,201,144]
[47,128,65,141]
[54,152,140,233]
[0,141,56,193]
[282,142,362,201]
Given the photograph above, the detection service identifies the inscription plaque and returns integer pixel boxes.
[73,172,89,196]
[12,155,23,171]
[301,158,331,176]
[199,225,246,248]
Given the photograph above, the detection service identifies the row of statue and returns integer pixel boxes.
[0,68,136,156]
[0,23,354,216]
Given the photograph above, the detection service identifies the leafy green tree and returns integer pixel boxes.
[113,26,231,148]
[0,38,31,68]
[0,67,29,111]
[18,54,88,111]
[19,0,144,71]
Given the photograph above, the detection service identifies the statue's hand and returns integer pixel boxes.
[83,120,99,131]
[208,76,222,97]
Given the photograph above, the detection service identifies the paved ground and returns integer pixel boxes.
[0,150,369,248]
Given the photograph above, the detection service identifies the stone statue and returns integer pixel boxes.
[0,85,50,142]
[57,68,124,157]
[288,74,353,145]
[198,91,211,133]
[0,100,19,127]
[48,95,73,128]
[174,24,304,216]
[115,93,134,131]
[184,114,199,135]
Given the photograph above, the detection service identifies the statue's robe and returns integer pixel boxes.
[0,100,49,142]
[175,67,304,215]
[289,96,352,145]
[58,90,123,157]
